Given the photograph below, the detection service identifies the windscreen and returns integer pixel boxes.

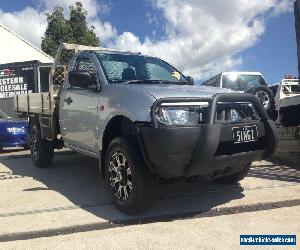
[222,74,267,91]
[96,52,188,84]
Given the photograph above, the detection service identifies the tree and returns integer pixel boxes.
[41,1,100,59]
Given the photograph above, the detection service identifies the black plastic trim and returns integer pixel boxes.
[136,93,278,178]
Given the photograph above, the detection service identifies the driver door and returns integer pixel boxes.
[60,54,100,153]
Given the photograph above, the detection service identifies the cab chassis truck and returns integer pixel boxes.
[14,43,278,214]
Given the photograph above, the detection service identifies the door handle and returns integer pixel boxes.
[64,97,73,105]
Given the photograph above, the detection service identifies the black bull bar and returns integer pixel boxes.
[136,93,278,178]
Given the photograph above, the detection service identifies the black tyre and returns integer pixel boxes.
[23,145,30,150]
[29,125,54,168]
[105,137,157,214]
[247,86,277,120]
[213,163,251,185]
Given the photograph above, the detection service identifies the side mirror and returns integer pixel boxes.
[69,70,91,88]
[186,76,194,85]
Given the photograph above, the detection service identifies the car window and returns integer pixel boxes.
[75,56,96,75]
[203,77,218,87]
[222,74,266,91]
[96,52,188,84]
[145,63,180,82]
[101,60,128,81]
[291,85,300,93]
[71,56,97,88]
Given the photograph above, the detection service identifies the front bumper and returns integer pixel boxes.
[0,133,28,147]
[136,93,278,178]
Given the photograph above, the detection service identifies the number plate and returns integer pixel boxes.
[232,125,258,144]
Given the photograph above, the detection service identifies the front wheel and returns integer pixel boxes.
[213,163,251,185]
[29,125,54,168]
[105,137,157,214]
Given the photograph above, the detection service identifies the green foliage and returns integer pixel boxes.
[41,1,100,59]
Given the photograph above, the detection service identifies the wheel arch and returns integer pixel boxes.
[100,115,138,178]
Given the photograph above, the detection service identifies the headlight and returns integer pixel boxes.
[6,127,26,133]
[155,106,204,126]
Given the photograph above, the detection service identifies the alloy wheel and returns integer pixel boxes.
[108,152,133,201]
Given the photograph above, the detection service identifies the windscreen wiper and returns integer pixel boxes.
[125,79,164,84]
[124,79,192,85]
[110,79,160,84]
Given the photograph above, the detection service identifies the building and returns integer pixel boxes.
[0,23,54,117]
[0,23,53,64]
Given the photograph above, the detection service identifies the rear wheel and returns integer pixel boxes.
[29,125,54,168]
[105,137,157,214]
[213,163,251,184]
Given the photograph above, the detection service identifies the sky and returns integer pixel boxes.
[0,0,297,84]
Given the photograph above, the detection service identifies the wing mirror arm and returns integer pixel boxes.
[92,73,101,92]
[88,81,101,92]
